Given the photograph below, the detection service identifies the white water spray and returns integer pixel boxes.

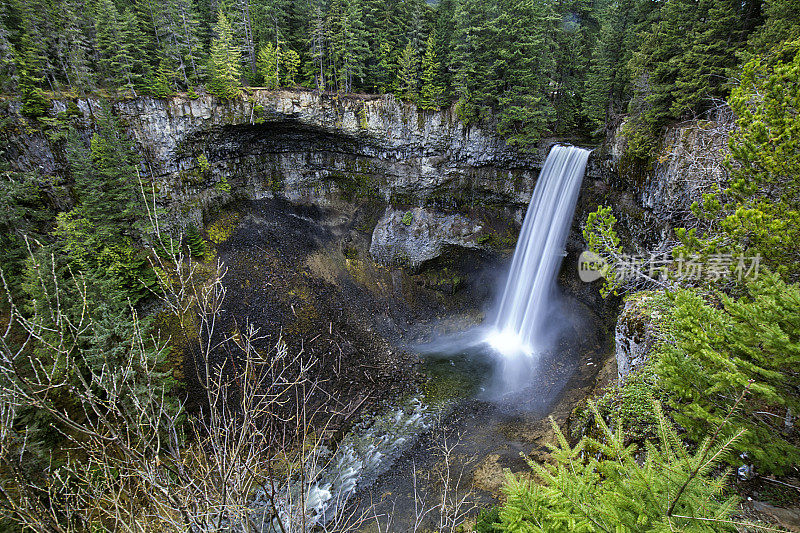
[486,145,590,365]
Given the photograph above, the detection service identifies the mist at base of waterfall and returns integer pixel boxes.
[415,293,578,406]
[417,145,590,401]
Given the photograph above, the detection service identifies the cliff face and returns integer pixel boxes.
[602,109,735,379]
[598,109,735,254]
[7,90,718,323]
[4,91,600,226]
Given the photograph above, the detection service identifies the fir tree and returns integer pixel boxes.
[0,11,16,92]
[419,32,444,109]
[94,0,148,94]
[150,59,177,97]
[395,41,418,100]
[500,402,744,531]
[257,41,279,88]
[17,34,50,117]
[494,0,558,148]
[281,47,300,86]
[207,10,241,98]
[583,0,637,133]
[655,276,800,474]
[374,38,394,93]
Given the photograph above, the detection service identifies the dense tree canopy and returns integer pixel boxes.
[2,0,789,147]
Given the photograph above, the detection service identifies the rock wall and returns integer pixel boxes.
[598,109,735,254]
[5,90,719,323]
[3,90,605,229]
[602,109,735,381]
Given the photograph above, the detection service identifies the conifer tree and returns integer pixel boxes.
[432,0,456,99]
[419,32,444,109]
[54,0,94,91]
[0,13,15,93]
[94,0,148,94]
[60,107,154,302]
[207,10,241,98]
[281,47,300,86]
[257,41,279,88]
[583,0,636,133]
[678,39,800,280]
[655,276,800,474]
[374,38,394,93]
[499,402,744,531]
[395,41,418,100]
[150,59,177,97]
[17,34,50,117]
[494,0,557,148]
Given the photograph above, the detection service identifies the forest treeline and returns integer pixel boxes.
[3,0,797,149]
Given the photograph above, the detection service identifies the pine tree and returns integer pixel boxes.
[678,40,800,280]
[432,0,456,99]
[550,0,596,134]
[494,0,558,148]
[499,402,743,531]
[395,41,418,100]
[233,0,257,79]
[94,0,149,94]
[281,47,300,86]
[307,0,326,90]
[54,0,94,91]
[207,10,241,98]
[374,38,394,93]
[583,0,637,133]
[185,223,207,258]
[17,34,50,117]
[257,41,279,88]
[325,0,369,93]
[655,276,800,474]
[0,11,15,93]
[150,59,177,97]
[60,107,154,302]
[419,32,444,110]
[625,0,758,160]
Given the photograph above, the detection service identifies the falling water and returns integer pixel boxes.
[486,145,590,361]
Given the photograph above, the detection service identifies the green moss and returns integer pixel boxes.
[571,365,661,444]
[215,175,231,193]
[358,104,368,129]
[330,170,379,201]
[207,213,240,244]
[197,153,210,173]
[389,190,416,207]
[401,211,413,226]
[342,245,359,260]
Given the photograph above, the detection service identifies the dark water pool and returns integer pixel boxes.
[350,295,610,532]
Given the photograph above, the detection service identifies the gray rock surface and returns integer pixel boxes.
[369,207,483,268]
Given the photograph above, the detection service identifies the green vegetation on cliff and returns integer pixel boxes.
[2,0,795,148]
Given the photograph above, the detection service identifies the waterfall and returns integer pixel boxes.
[486,145,590,358]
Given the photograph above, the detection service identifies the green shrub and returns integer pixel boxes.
[655,273,800,474]
[215,176,230,193]
[499,402,744,532]
[185,224,207,259]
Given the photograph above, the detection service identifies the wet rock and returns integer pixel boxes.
[369,207,483,268]
[614,291,664,382]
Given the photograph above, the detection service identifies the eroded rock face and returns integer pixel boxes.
[369,207,484,268]
[601,109,735,253]
[614,292,665,381]
[3,91,603,229]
